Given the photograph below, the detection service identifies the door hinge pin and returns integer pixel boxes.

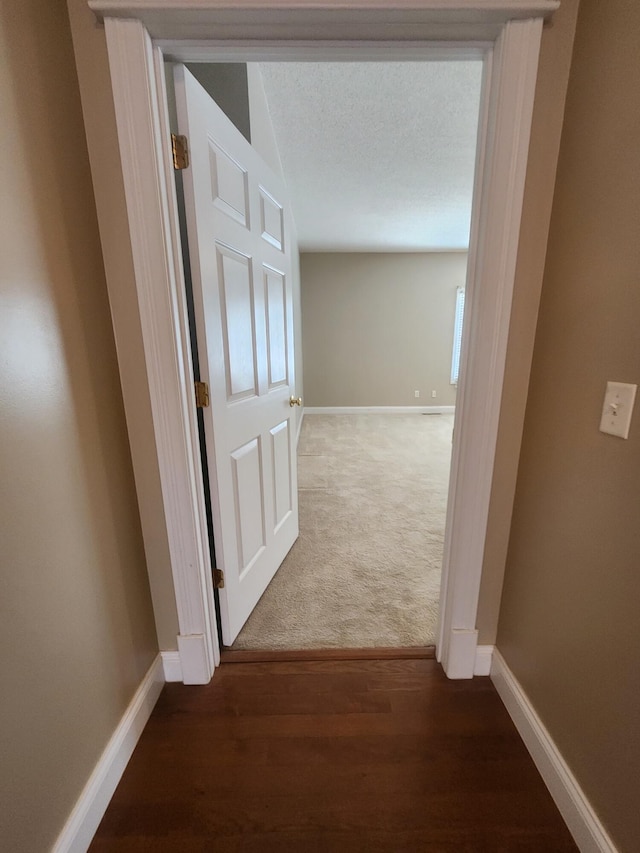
[171,133,189,170]
[213,569,225,589]
[195,380,210,408]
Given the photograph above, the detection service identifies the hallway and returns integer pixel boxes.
[90,658,576,851]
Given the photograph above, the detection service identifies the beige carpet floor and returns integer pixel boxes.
[232,413,454,650]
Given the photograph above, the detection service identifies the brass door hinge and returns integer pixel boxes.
[195,381,209,408]
[171,133,189,170]
[213,569,225,589]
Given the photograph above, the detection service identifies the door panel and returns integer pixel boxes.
[218,248,257,400]
[259,187,285,249]
[270,420,293,531]
[230,438,266,574]
[175,65,299,644]
[210,142,249,225]
[265,267,288,388]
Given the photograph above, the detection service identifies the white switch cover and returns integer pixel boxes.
[599,381,637,439]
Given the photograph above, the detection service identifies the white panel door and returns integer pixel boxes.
[174,66,299,645]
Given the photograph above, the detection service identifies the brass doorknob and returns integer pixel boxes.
[289,396,302,407]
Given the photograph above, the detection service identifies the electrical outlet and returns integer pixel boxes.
[431,390,437,398]
[414,390,420,398]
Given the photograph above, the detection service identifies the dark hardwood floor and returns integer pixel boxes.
[90,659,577,852]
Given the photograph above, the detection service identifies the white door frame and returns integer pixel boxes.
[87,0,558,683]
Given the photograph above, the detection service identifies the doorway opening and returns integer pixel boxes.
[167,58,482,654]
[98,9,548,681]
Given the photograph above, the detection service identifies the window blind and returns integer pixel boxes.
[451,287,465,385]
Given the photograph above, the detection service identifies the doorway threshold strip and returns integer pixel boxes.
[220,646,436,664]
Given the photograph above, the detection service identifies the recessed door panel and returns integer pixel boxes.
[265,267,288,389]
[217,246,257,401]
[271,421,292,531]
[209,139,249,227]
[231,439,266,575]
[260,186,284,250]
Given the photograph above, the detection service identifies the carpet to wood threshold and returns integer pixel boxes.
[220,646,436,664]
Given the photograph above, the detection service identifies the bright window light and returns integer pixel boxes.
[451,287,465,385]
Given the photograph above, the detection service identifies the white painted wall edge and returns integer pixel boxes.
[304,406,456,415]
[491,650,618,853]
[161,650,183,682]
[296,409,305,445]
[52,655,164,853]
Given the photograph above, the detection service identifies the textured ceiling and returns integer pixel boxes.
[258,61,483,252]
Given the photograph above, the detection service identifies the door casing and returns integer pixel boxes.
[84,0,559,683]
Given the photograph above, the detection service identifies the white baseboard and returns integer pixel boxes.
[491,650,618,853]
[304,406,455,415]
[474,644,494,676]
[177,633,213,684]
[442,628,478,679]
[161,650,183,682]
[53,655,164,853]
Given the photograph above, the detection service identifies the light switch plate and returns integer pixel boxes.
[599,381,637,439]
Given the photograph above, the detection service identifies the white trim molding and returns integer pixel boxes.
[161,650,183,682]
[79,1,556,684]
[437,16,544,678]
[89,1,559,43]
[304,406,456,415]
[104,18,218,684]
[177,632,214,684]
[443,628,479,679]
[474,643,494,676]
[491,650,619,853]
[158,43,488,63]
[52,656,164,853]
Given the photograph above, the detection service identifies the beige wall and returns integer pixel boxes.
[0,2,158,851]
[497,1,640,849]
[301,253,465,407]
[476,0,580,642]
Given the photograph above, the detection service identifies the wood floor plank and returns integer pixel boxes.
[90,659,577,852]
